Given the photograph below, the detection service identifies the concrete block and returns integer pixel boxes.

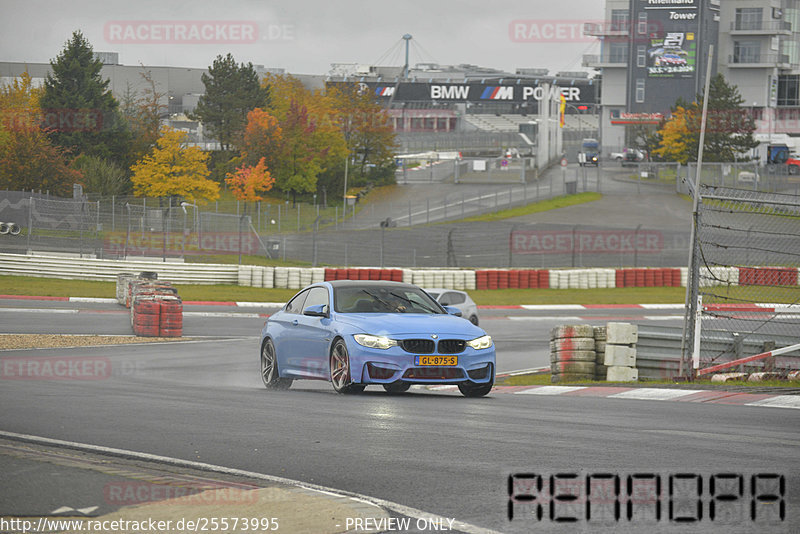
[606,366,638,382]
[606,322,638,345]
[604,345,636,367]
[710,373,748,383]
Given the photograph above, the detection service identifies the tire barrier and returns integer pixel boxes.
[322,268,403,283]
[550,324,596,383]
[593,326,607,381]
[613,268,684,288]
[738,267,798,287]
[0,222,22,236]
[122,272,183,338]
[5,252,796,292]
[476,270,550,290]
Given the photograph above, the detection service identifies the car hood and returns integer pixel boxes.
[334,312,485,337]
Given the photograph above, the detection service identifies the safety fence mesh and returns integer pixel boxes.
[688,185,800,375]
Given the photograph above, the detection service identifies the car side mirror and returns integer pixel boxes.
[303,304,329,318]
[444,305,462,317]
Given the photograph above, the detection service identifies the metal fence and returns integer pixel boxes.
[683,185,800,377]
[1,178,690,269]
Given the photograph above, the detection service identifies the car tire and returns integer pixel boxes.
[260,339,292,390]
[458,381,493,397]
[469,315,479,326]
[330,339,363,394]
[789,165,799,176]
[383,381,411,394]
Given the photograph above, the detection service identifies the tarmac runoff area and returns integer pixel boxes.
[0,432,488,534]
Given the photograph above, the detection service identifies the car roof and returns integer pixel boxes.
[423,288,465,294]
[325,280,418,290]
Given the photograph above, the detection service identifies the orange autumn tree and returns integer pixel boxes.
[654,105,694,164]
[0,72,81,195]
[225,157,275,203]
[261,73,346,204]
[130,126,219,204]
[241,107,283,169]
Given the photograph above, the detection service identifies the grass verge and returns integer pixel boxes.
[0,275,691,305]
[454,192,602,223]
[470,287,686,305]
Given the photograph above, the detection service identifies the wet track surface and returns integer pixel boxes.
[1,300,798,532]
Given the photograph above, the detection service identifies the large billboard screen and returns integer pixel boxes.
[647,31,697,77]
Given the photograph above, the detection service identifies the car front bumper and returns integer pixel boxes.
[345,341,496,385]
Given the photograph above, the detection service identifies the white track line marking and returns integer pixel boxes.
[183,312,263,318]
[0,308,78,314]
[0,431,502,534]
[69,297,118,303]
[639,304,685,309]
[744,397,800,410]
[507,316,584,322]
[515,386,587,395]
[520,305,586,310]
[499,367,549,377]
[609,389,706,401]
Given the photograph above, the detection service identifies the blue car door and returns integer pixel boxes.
[292,286,333,379]
[272,289,308,376]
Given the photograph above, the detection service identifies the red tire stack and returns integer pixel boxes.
[132,295,161,337]
[159,297,183,337]
[125,272,183,338]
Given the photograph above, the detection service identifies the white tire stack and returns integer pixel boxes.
[237,265,253,287]
[262,267,275,289]
[311,267,325,284]
[604,322,639,382]
[251,266,265,288]
[464,271,477,290]
[273,267,289,289]
[550,325,596,383]
[299,268,313,287]
[287,267,302,289]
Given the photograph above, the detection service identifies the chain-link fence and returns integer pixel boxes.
[684,185,800,377]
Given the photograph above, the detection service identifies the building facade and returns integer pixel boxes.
[585,0,800,154]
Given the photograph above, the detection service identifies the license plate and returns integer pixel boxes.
[416,355,458,366]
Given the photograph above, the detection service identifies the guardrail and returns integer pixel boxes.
[636,325,800,380]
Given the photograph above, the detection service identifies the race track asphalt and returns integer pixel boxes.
[1,301,797,533]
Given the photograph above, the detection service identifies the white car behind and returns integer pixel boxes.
[423,288,480,325]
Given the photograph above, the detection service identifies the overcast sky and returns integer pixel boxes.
[1,0,603,75]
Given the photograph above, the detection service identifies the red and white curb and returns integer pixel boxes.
[424,385,800,409]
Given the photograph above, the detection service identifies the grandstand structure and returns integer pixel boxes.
[324,63,599,164]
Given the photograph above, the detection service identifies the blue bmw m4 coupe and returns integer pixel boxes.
[259,280,495,397]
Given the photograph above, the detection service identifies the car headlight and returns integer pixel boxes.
[467,335,493,350]
[353,334,397,350]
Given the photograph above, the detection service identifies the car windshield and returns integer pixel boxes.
[334,286,444,314]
